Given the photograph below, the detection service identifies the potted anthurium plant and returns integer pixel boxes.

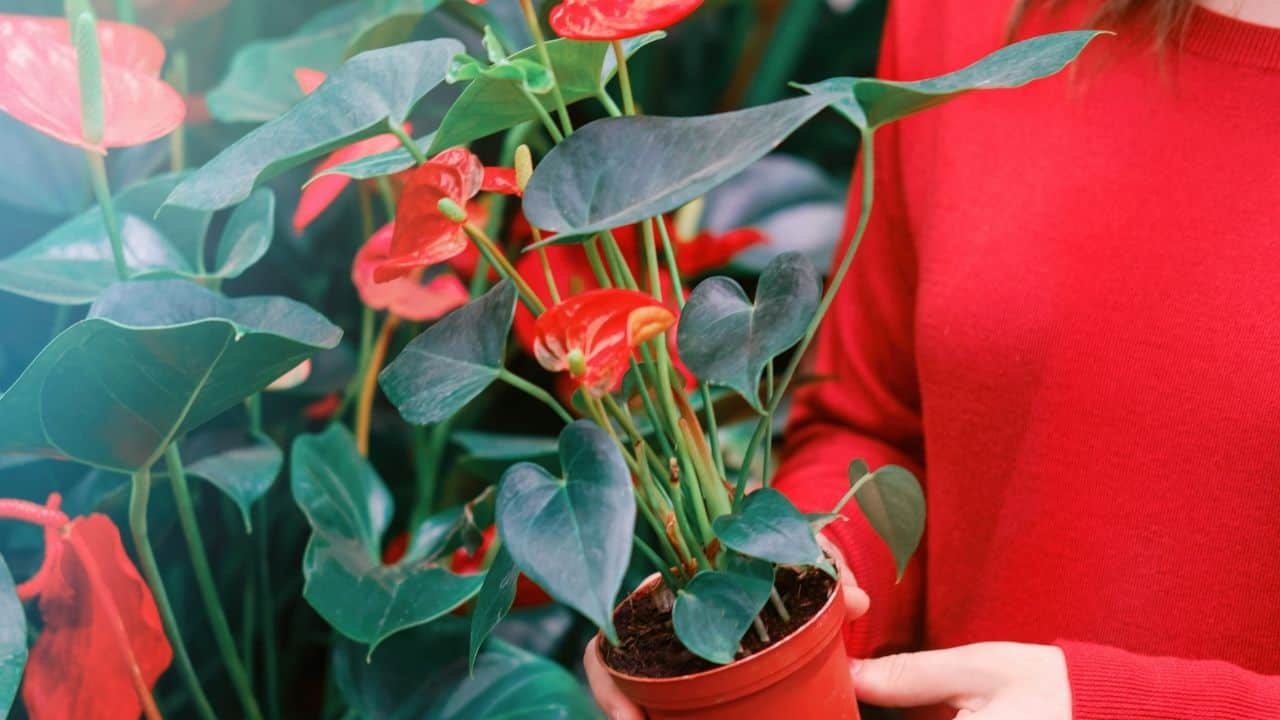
[152,1,1103,718]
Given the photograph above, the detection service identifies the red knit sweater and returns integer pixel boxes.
[772,2,1280,718]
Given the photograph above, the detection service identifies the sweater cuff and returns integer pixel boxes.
[1059,640,1278,720]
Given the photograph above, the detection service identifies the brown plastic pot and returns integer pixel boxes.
[598,573,859,720]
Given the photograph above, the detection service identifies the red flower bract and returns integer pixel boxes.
[23,513,171,720]
[374,148,485,283]
[548,0,703,41]
[0,14,184,152]
[533,288,676,396]
[451,526,552,607]
[354,222,470,321]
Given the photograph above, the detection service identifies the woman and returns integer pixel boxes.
[587,0,1280,718]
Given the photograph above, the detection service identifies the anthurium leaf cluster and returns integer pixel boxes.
[848,462,927,580]
[168,39,462,212]
[671,554,774,664]
[0,279,340,471]
[291,425,483,653]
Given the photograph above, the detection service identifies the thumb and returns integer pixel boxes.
[851,648,989,708]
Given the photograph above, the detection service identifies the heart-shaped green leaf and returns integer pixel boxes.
[497,420,634,643]
[799,31,1106,130]
[292,425,483,653]
[185,432,282,533]
[713,488,822,567]
[381,281,516,425]
[205,0,448,124]
[170,39,462,212]
[332,618,600,720]
[429,33,662,156]
[672,553,773,665]
[522,93,838,238]
[0,279,341,471]
[468,544,518,672]
[677,252,820,411]
[848,463,925,581]
[0,555,26,717]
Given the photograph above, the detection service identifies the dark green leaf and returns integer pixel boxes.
[672,554,773,664]
[292,426,482,652]
[346,0,448,58]
[522,93,837,238]
[429,33,662,155]
[213,188,276,279]
[316,133,434,181]
[798,31,1106,130]
[677,252,819,411]
[453,430,561,481]
[185,432,282,532]
[380,281,516,425]
[849,464,925,581]
[497,420,634,643]
[170,39,462,212]
[469,545,518,672]
[0,555,26,716]
[332,618,600,720]
[404,486,495,563]
[0,279,340,471]
[713,488,822,567]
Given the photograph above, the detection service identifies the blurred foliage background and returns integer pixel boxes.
[0,0,889,717]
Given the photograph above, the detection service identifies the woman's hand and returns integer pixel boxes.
[852,642,1071,720]
[584,536,868,720]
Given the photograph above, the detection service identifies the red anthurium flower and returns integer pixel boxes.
[548,0,703,41]
[451,526,551,607]
[514,243,604,354]
[303,393,342,422]
[291,69,413,234]
[0,494,170,720]
[0,14,184,152]
[534,288,676,396]
[676,227,767,276]
[481,167,521,196]
[376,148,521,283]
[354,222,470,322]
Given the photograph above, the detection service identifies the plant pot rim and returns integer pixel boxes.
[598,566,845,697]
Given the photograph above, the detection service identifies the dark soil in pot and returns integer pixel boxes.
[602,565,836,678]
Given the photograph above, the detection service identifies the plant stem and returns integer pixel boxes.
[653,217,685,304]
[741,130,878,484]
[768,587,792,623]
[410,422,450,526]
[751,616,770,643]
[596,90,623,117]
[517,0,573,137]
[762,362,774,486]
[633,536,678,591]
[129,468,219,720]
[463,224,545,313]
[254,499,281,720]
[168,51,188,174]
[86,152,128,281]
[734,420,766,506]
[611,41,637,115]
[355,314,401,456]
[582,238,613,288]
[600,231,639,290]
[388,122,426,165]
[166,445,265,720]
[498,369,573,423]
[699,384,726,479]
[517,87,565,143]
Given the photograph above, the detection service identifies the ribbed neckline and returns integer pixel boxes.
[1183,5,1280,71]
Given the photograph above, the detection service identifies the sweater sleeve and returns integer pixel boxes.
[1058,641,1280,719]
[771,0,925,660]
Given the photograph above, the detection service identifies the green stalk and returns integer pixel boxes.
[498,369,573,423]
[166,446,265,720]
[611,41,637,115]
[583,238,613,288]
[86,153,127,281]
[464,224,544,312]
[700,384,726,480]
[517,87,565,143]
[633,536,678,591]
[410,422,450,526]
[601,231,639,290]
[517,0,573,136]
[333,306,375,423]
[762,362,774,486]
[388,122,426,164]
[74,12,129,281]
[130,468,219,720]
[654,217,685,304]
[740,130,878,482]
[596,90,623,118]
[254,500,281,720]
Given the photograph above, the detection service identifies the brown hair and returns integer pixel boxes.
[1010,0,1197,45]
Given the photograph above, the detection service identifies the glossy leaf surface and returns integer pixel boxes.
[798,31,1106,130]
[522,93,837,237]
[292,425,482,652]
[713,488,823,567]
[185,433,283,533]
[850,463,925,580]
[0,280,341,471]
[672,554,773,664]
[468,544,518,671]
[169,39,462,211]
[497,420,634,642]
[380,281,516,425]
[677,252,819,410]
[332,618,600,719]
[0,556,24,717]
